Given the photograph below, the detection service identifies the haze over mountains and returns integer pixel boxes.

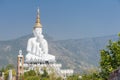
[0,33,118,73]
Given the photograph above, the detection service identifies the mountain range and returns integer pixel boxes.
[0,33,118,73]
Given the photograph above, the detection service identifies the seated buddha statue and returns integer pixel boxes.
[25,9,55,62]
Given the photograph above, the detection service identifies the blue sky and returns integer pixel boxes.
[0,0,120,40]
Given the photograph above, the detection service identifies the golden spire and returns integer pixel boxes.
[34,8,42,28]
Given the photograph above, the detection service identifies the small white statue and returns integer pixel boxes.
[25,9,55,62]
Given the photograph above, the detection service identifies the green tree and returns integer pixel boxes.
[25,76,39,80]
[41,69,49,78]
[100,35,120,80]
[5,64,14,70]
[56,77,62,80]
[24,70,41,80]
[4,69,16,80]
[24,70,37,79]
[0,67,5,72]
[67,75,80,80]
[81,72,102,80]
[1,64,16,80]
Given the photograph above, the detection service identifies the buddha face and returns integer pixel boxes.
[33,28,42,38]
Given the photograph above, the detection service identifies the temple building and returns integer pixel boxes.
[17,8,73,79]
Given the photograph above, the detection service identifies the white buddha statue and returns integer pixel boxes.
[25,9,55,62]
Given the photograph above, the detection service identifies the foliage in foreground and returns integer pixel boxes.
[23,69,62,80]
[79,35,120,80]
[100,35,120,80]
[0,64,16,80]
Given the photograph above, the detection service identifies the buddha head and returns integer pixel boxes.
[33,28,42,38]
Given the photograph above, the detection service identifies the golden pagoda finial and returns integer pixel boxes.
[34,8,42,29]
